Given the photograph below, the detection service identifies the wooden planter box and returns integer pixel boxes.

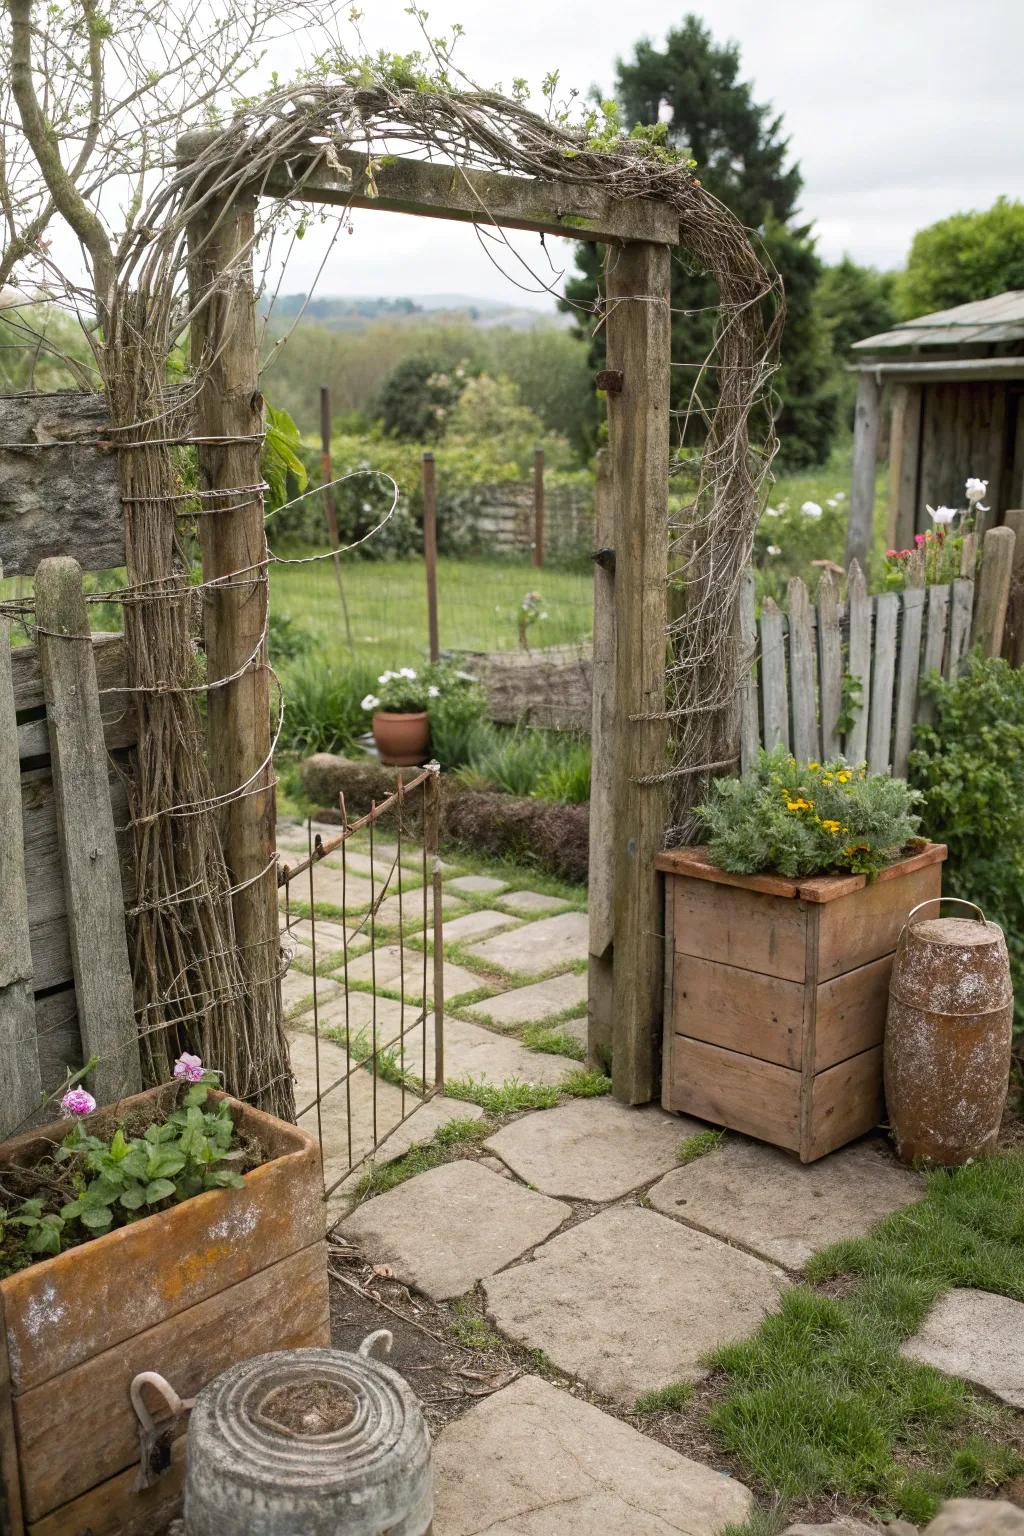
[0,1087,328,1536]
[657,843,947,1163]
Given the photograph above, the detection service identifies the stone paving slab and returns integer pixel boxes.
[901,1289,1024,1407]
[340,1161,569,1300]
[446,873,508,896]
[398,1015,581,1088]
[312,989,410,1038]
[496,889,573,916]
[321,848,412,884]
[783,1522,879,1535]
[648,1137,922,1269]
[282,971,341,1018]
[925,1501,1024,1534]
[441,909,523,944]
[341,944,483,1002]
[485,1098,700,1201]
[360,1094,485,1169]
[433,1374,752,1535]
[290,1029,405,1185]
[281,917,357,955]
[464,970,588,1028]
[373,888,465,928]
[280,865,376,913]
[485,1206,787,1406]
[465,910,588,976]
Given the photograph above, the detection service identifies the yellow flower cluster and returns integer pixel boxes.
[785,796,812,812]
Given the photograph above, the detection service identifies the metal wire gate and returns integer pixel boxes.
[277,764,445,1204]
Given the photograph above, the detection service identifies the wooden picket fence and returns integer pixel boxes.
[738,524,1018,778]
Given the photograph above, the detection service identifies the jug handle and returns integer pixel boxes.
[896,896,987,955]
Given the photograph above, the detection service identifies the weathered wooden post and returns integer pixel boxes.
[845,370,883,570]
[532,445,545,569]
[587,449,614,1072]
[604,243,671,1104]
[974,524,1016,658]
[421,450,440,663]
[185,183,280,1063]
[1003,509,1024,666]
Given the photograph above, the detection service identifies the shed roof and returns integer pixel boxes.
[853,290,1024,352]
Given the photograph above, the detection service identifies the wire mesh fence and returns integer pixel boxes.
[277,765,445,1204]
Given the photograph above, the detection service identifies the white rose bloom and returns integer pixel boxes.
[801,501,823,519]
[378,671,396,684]
[361,694,381,710]
[927,504,958,526]
[764,506,781,517]
[399,667,417,679]
[427,685,440,698]
[965,477,989,509]
[767,545,782,556]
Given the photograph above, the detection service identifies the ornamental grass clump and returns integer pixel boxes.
[697,748,921,879]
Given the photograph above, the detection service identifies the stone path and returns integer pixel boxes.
[277,822,1019,1534]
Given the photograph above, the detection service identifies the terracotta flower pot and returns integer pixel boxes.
[372,710,430,766]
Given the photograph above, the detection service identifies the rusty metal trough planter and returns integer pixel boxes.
[0,1086,329,1536]
[658,842,947,1163]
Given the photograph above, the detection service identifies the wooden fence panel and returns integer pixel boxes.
[845,561,871,764]
[867,592,899,772]
[788,577,818,762]
[759,599,789,751]
[892,586,925,776]
[817,571,843,760]
[946,578,975,679]
[738,569,760,776]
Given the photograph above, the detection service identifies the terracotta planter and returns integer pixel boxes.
[0,1086,328,1536]
[372,710,429,767]
[657,843,947,1163]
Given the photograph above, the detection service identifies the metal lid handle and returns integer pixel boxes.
[896,896,987,957]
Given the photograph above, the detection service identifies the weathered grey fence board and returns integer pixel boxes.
[0,567,41,1137]
[917,582,951,729]
[845,561,871,764]
[12,630,126,712]
[0,392,123,575]
[34,986,83,1094]
[867,592,899,772]
[35,558,141,1102]
[760,599,789,751]
[817,571,843,759]
[787,577,818,761]
[892,586,925,776]
[973,525,1016,658]
[738,569,760,775]
[22,768,134,995]
[946,578,975,679]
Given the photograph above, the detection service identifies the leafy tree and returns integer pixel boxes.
[815,256,898,422]
[564,14,837,467]
[896,198,1024,318]
[375,354,471,440]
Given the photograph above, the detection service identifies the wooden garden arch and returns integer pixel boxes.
[177,136,678,1106]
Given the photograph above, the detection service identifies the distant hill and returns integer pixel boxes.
[266,292,567,333]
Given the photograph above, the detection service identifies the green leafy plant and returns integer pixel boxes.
[909,653,1024,1047]
[697,747,921,879]
[836,670,863,736]
[362,660,479,717]
[57,1084,244,1238]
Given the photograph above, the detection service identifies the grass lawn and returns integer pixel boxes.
[270,553,593,670]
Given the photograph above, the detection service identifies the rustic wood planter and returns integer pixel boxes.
[0,1087,328,1536]
[657,843,947,1163]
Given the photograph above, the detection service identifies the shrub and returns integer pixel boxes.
[909,654,1024,1045]
[280,656,377,756]
[697,747,922,879]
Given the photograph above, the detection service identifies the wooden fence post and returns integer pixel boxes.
[973,525,1016,658]
[35,558,142,1105]
[319,385,354,650]
[187,192,280,1063]
[845,371,883,570]
[606,241,671,1105]
[0,560,41,1136]
[421,451,440,662]
[587,448,615,1073]
[1003,509,1024,666]
[532,446,545,569]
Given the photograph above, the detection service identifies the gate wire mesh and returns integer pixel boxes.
[278,764,444,1201]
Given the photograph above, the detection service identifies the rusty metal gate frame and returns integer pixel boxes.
[278,763,444,1199]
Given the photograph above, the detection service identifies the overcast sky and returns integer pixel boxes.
[264,0,1021,312]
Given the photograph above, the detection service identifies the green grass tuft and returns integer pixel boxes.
[443,1076,563,1113]
[709,1151,1024,1522]
[677,1128,725,1165]
[449,1299,504,1351]
[521,1023,586,1061]
[353,1117,488,1198]
[634,1381,694,1414]
[558,1067,612,1098]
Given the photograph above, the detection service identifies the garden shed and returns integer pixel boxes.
[845,289,1024,563]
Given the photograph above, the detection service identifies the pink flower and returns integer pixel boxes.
[885,548,900,558]
[173,1052,204,1084]
[914,533,926,546]
[61,1087,96,1118]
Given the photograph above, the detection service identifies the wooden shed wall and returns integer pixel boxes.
[887,378,1022,548]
